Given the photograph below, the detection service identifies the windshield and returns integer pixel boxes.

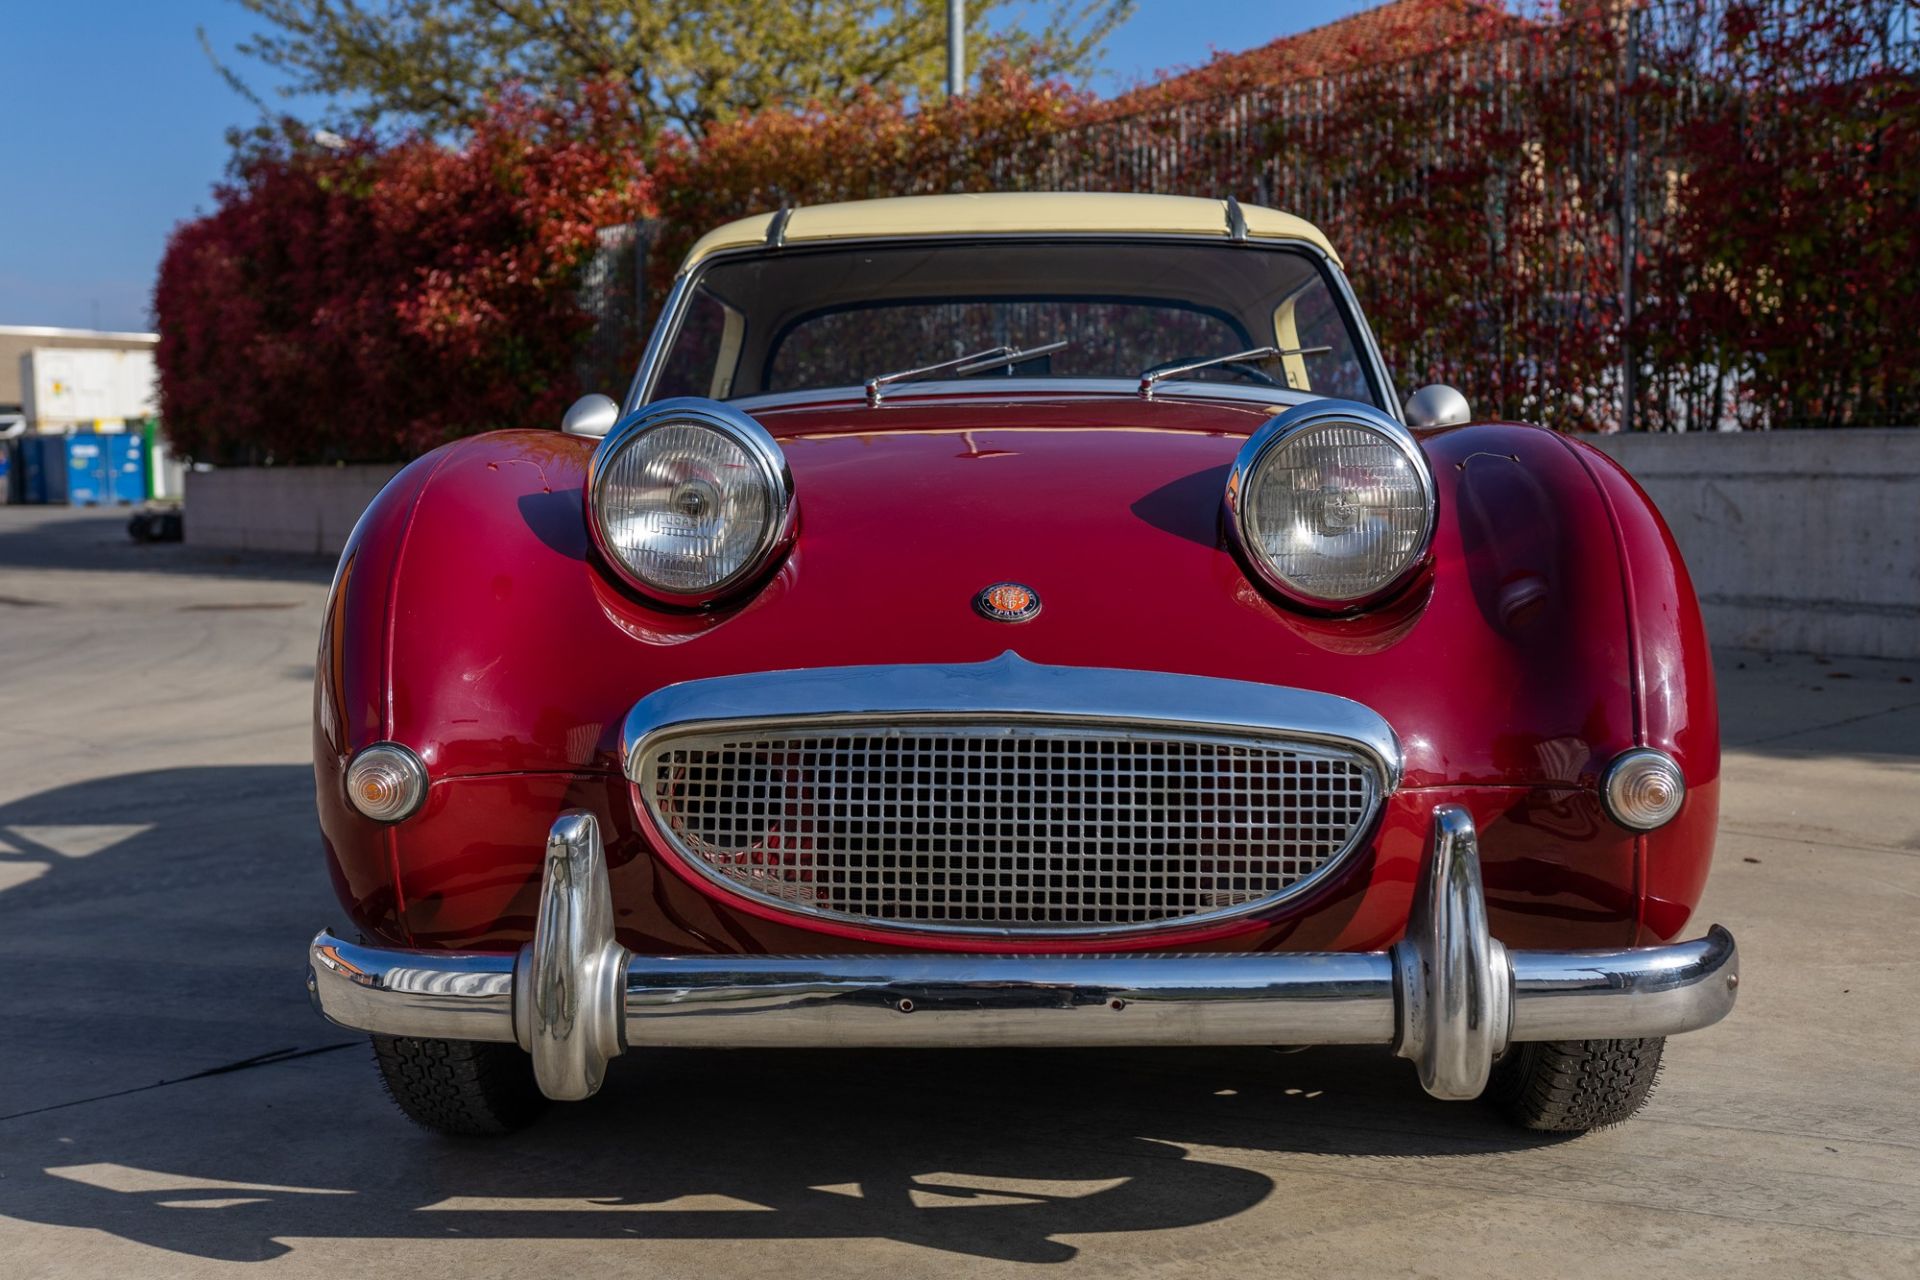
[649,239,1381,407]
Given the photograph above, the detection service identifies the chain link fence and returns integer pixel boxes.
[574,220,659,399]
[1038,0,1918,430]
[599,0,1917,431]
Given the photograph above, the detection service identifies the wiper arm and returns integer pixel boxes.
[1137,345,1332,399]
[952,338,1070,377]
[866,339,1071,406]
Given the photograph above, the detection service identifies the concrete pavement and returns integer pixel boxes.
[1,504,1916,1278]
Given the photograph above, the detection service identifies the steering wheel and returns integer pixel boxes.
[1137,355,1285,388]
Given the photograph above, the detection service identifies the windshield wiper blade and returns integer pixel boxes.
[866,339,1071,406]
[952,339,1070,377]
[1137,345,1332,399]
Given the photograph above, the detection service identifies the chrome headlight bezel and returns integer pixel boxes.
[586,397,796,606]
[1224,399,1438,611]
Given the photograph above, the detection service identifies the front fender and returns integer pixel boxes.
[314,417,1715,952]
[1560,436,1720,943]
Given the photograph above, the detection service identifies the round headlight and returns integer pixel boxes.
[1227,400,1435,607]
[588,398,795,603]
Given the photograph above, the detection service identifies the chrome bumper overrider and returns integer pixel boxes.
[307,805,1738,1103]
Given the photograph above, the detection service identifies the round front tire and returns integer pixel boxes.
[371,1035,548,1136]
[1489,1037,1665,1132]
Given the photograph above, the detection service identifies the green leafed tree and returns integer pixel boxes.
[230,0,1133,136]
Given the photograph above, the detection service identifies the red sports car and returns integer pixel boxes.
[308,193,1737,1135]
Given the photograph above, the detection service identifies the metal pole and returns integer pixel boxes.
[1619,8,1639,433]
[947,0,965,99]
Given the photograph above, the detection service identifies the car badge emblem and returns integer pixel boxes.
[975,582,1041,623]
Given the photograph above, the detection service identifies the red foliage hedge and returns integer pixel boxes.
[1046,0,1920,431]
[155,87,650,463]
[156,1,1919,461]
[1094,0,1527,118]
[648,68,1092,288]
[1630,1,1920,430]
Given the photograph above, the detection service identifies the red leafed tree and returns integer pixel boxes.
[155,85,652,464]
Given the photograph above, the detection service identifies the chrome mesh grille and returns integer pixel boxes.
[640,721,1379,934]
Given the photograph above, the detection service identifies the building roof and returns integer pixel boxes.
[0,325,158,344]
[680,192,1339,272]
[1100,0,1527,118]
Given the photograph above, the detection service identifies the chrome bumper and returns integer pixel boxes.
[308,806,1738,1103]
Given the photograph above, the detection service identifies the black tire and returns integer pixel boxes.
[1489,1037,1665,1132]
[370,1035,548,1136]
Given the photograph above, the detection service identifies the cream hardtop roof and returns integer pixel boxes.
[679,192,1341,272]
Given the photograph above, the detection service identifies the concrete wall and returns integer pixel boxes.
[1588,429,1920,660]
[181,432,1920,659]
[185,464,403,556]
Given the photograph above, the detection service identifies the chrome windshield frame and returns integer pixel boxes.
[623,233,1402,422]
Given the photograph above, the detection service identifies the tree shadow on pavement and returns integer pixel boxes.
[0,508,335,585]
[0,766,1567,1265]
[1715,649,1920,761]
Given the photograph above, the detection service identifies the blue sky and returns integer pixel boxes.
[0,1,1377,332]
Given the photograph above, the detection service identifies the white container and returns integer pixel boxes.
[19,347,158,430]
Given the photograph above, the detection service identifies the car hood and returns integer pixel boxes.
[755,390,1280,633]
[370,390,1637,792]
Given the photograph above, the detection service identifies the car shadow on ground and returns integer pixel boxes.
[0,766,1570,1265]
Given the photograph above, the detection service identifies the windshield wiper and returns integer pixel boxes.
[865,339,1071,406]
[1137,345,1332,399]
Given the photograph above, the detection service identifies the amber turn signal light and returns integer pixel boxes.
[1603,749,1685,831]
[345,742,428,823]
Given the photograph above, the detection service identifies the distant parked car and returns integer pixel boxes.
[307,193,1736,1135]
